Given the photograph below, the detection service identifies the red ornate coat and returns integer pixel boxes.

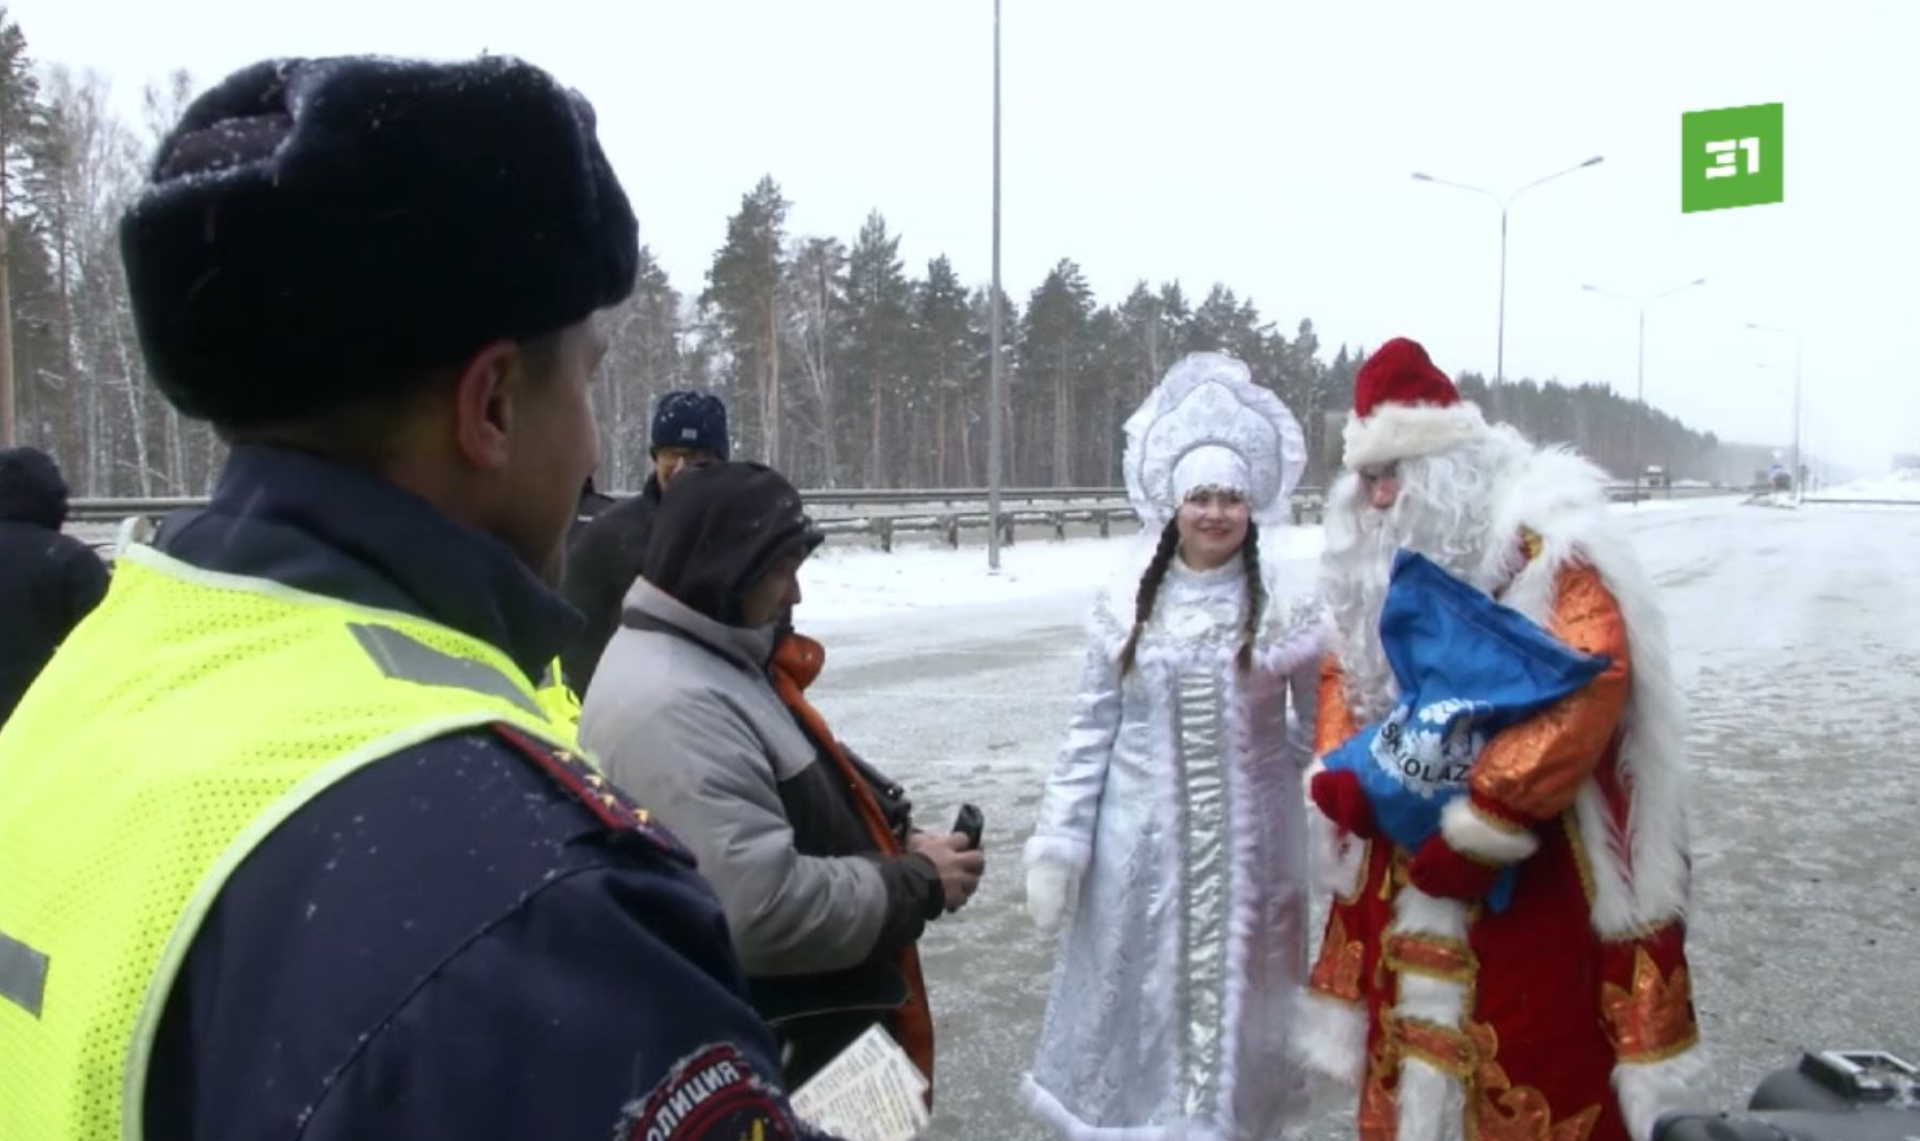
[1298,447,1708,1141]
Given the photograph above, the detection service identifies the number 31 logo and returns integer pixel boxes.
[1682,103,1784,213]
[1704,137,1762,179]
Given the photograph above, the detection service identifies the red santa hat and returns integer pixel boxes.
[1341,337,1491,470]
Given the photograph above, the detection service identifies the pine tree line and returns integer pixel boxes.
[1,13,1740,499]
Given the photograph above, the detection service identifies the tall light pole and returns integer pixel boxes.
[1747,322,1803,501]
[986,0,1006,571]
[1412,156,1605,384]
[1580,277,1707,501]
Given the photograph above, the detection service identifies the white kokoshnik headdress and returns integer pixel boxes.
[1122,351,1309,530]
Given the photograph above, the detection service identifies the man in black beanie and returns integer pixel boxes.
[0,56,837,1141]
[560,388,729,694]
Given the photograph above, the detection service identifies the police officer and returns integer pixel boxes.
[0,55,840,1141]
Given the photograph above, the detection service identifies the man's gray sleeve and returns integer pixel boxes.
[596,697,889,977]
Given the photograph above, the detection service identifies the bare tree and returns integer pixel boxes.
[783,236,846,486]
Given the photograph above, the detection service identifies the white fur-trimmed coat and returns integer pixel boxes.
[1023,544,1325,1141]
[1299,431,1707,1141]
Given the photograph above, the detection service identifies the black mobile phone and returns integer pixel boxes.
[952,803,984,851]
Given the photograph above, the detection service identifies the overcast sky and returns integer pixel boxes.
[16,0,1918,467]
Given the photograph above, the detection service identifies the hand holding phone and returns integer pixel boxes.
[951,803,984,851]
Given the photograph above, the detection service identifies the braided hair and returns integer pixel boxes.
[1235,520,1266,675]
[1116,516,1267,677]
[1117,520,1181,677]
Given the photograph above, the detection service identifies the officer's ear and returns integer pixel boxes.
[448,339,525,471]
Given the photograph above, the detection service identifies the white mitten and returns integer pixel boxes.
[1026,860,1077,934]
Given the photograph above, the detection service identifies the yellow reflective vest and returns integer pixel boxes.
[0,544,577,1141]
[534,656,583,731]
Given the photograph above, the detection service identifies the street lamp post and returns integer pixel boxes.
[1412,156,1605,384]
[986,0,1005,571]
[1746,323,1803,501]
[1579,278,1708,502]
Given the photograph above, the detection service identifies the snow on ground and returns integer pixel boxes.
[797,494,1722,626]
[797,495,1920,1141]
[798,519,1327,625]
[1818,469,1920,501]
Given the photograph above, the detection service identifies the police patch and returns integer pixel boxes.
[622,1044,801,1141]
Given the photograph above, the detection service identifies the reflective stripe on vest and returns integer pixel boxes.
[0,543,577,1141]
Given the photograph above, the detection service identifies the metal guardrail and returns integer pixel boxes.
[65,486,1322,524]
[67,482,1742,522]
[66,486,1336,555]
[67,481,1736,557]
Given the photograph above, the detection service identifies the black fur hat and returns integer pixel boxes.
[0,446,69,529]
[119,54,639,427]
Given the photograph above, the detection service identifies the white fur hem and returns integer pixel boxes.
[1396,1056,1465,1141]
[1389,888,1471,1141]
[1613,1044,1712,1141]
[1291,989,1367,1087]
[1022,1074,1218,1141]
[1342,402,1490,470]
[1025,833,1093,875]
[1439,796,1540,864]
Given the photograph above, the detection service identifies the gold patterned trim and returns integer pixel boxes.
[1463,1018,1605,1141]
[1385,1013,1476,1080]
[1310,912,1368,1002]
[1563,813,1596,906]
[1602,946,1699,1062]
[1385,932,1479,986]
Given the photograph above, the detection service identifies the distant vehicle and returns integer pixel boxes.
[1644,465,1669,489]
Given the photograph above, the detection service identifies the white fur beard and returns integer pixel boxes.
[1321,446,1505,724]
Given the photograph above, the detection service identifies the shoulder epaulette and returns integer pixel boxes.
[488,723,696,867]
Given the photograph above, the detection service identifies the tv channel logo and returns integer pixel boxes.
[1682,103,1783,213]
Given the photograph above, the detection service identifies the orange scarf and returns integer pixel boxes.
[767,632,937,1103]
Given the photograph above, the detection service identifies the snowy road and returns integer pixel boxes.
[796,497,1920,1141]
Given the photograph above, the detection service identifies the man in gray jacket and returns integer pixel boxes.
[580,461,984,1089]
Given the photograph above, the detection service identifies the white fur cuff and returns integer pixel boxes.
[1614,1044,1712,1141]
[1023,833,1092,875]
[1440,796,1540,865]
[1342,401,1489,470]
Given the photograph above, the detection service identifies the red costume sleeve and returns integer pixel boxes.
[1600,922,1701,1064]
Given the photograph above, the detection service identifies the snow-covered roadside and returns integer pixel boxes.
[797,495,1734,624]
[1817,470,1920,502]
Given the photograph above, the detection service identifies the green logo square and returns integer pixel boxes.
[1682,102,1784,213]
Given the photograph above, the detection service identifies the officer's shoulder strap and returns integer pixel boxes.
[485,723,696,868]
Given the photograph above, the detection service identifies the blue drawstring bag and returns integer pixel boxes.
[1323,549,1611,912]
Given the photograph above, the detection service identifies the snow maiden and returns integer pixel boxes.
[1021,351,1324,1141]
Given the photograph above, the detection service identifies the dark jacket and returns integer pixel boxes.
[140,445,834,1141]
[559,474,661,694]
[0,447,109,727]
[573,476,617,536]
[581,463,941,1084]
